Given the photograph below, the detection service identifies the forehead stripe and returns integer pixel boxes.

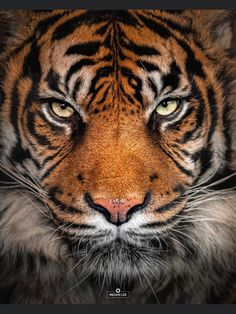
[66,41,101,57]
[136,12,206,79]
[65,58,96,86]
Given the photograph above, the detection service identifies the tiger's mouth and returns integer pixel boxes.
[48,188,188,276]
[60,205,186,283]
[46,184,188,281]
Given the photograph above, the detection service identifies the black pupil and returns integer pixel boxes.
[162,101,169,108]
[60,103,67,110]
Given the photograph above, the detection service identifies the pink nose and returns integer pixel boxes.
[94,198,143,224]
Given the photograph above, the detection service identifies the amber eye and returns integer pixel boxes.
[156,99,181,116]
[51,102,75,118]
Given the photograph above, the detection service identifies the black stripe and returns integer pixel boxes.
[178,39,205,79]
[114,10,141,26]
[66,41,101,56]
[217,67,232,162]
[101,53,113,62]
[37,111,64,134]
[120,66,144,106]
[10,142,38,167]
[9,80,38,166]
[52,11,116,41]
[1,12,67,91]
[136,60,159,72]
[72,79,81,100]
[19,41,43,165]
[65,59,96,86]
[147,12,195,37]
[136,13,205,79]
[52,14,87,41]
[52,10,141,41]
[207,86,218,143]
[41,147,64,167]
[2,14,66,167]
[119,83,135,105]
[154,195,184,213]
[171,145,191,157]
[46,69,65,96]
[136,13,171,39]
[119,25,160,56]
[173,184,186,194]
[95,22,110,36]
[27,111,51,146]
[7,12,67,61]
[193,144,213,177]
[171,155,194,177]
[96,85,110,105]
[162,61,181,91]
[27,113,62,150]
[160,146,193,177]
[177,79,206,142]
[86,66,113,111]
[168,106,194,132]
[64,223,95,229]
[167,146,189,163]
[194,86,218,177]
[148,78,158,99]
[86,82,107,112]
[162,10,185,14]
[178,128,199,144]
[50,211,94,229]
[142,212,181,228]
[175,79,206,143]
[124,41,160,56]
[35,12,69,38]
[22,41,41,79]
[9,40,42,165]
[195,95,205,128]
[41,150,72,181]
[48,187,82,214]
[0,88,5,111]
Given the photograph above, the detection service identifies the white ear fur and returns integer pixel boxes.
[0,10,37,47]
[185,10,235,51]
[214,19,233,49]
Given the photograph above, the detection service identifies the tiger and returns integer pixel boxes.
[0,9,236,304]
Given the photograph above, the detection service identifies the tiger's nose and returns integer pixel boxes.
[94,198,143,225]
[85,193,150,226]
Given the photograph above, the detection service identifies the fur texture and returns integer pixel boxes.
[0,10,236,303]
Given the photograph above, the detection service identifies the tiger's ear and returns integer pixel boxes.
[0,11,37,51]
[186,10,235,51]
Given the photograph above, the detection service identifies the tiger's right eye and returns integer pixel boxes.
[51,102,75,118]
[156,99,181,116]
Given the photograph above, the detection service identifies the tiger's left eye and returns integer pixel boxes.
[156,99,181,116]
[51,102,75,118]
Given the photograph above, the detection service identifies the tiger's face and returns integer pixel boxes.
[0,10,233,282]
